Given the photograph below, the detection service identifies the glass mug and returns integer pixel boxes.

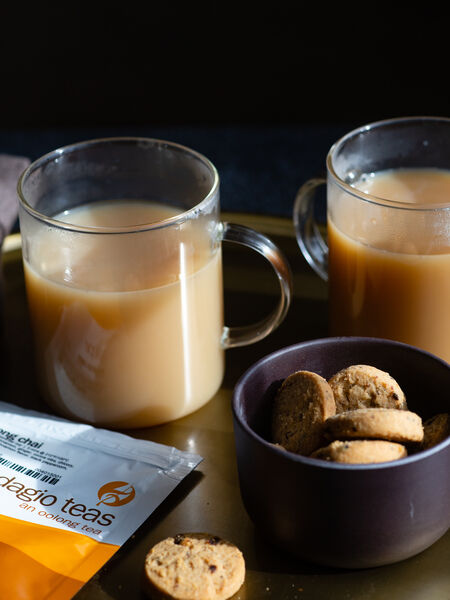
[18,138,292,428]
[294,116,450,364]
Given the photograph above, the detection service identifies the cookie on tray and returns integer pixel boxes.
[328,364,407,413]
[324,408,423,444]
[311,439,408,464]
[143,533,245,600]
[272,370,336,455]
[422,413,450,450]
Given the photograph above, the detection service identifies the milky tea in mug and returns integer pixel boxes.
[328,167,450,361]
[294,118,450,363]
[22,200,223,428]
[18,139,292,428]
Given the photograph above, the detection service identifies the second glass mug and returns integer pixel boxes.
[294,116,450,364]
[18,138,292,428]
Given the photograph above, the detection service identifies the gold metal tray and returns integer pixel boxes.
[1,214,449,600]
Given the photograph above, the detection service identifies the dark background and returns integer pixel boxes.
[1,4,447,128]
[0,4,448,216]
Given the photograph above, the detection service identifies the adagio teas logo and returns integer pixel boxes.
[96,481,136,508]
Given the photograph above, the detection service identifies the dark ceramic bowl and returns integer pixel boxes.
[232,337,450,569]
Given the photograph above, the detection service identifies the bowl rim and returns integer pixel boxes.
[232,336,450,471]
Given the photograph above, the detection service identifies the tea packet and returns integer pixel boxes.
[0,401,202,599]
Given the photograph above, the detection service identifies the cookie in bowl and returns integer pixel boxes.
[271,370,335,455]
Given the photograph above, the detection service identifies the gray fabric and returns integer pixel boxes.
[0,154,30,244]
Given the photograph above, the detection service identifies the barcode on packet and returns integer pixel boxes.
[0,457,60,485]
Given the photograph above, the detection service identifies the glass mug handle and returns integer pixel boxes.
[293,177,328,282]
[220,222,293,349]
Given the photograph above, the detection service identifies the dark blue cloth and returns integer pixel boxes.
[0,123,354,221]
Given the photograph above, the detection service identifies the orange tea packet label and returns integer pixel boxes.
[0,401,202,599]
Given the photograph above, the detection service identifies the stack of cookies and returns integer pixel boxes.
[271,364,450,464]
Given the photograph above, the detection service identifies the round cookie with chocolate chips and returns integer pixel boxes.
[143,533,245,600]
[422,413,450,450]
[272,370,336,455]
[328,364,407,413]
[311,439,408,464]
[324,408,423,444]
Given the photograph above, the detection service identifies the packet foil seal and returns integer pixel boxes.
[0,401,202,599]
